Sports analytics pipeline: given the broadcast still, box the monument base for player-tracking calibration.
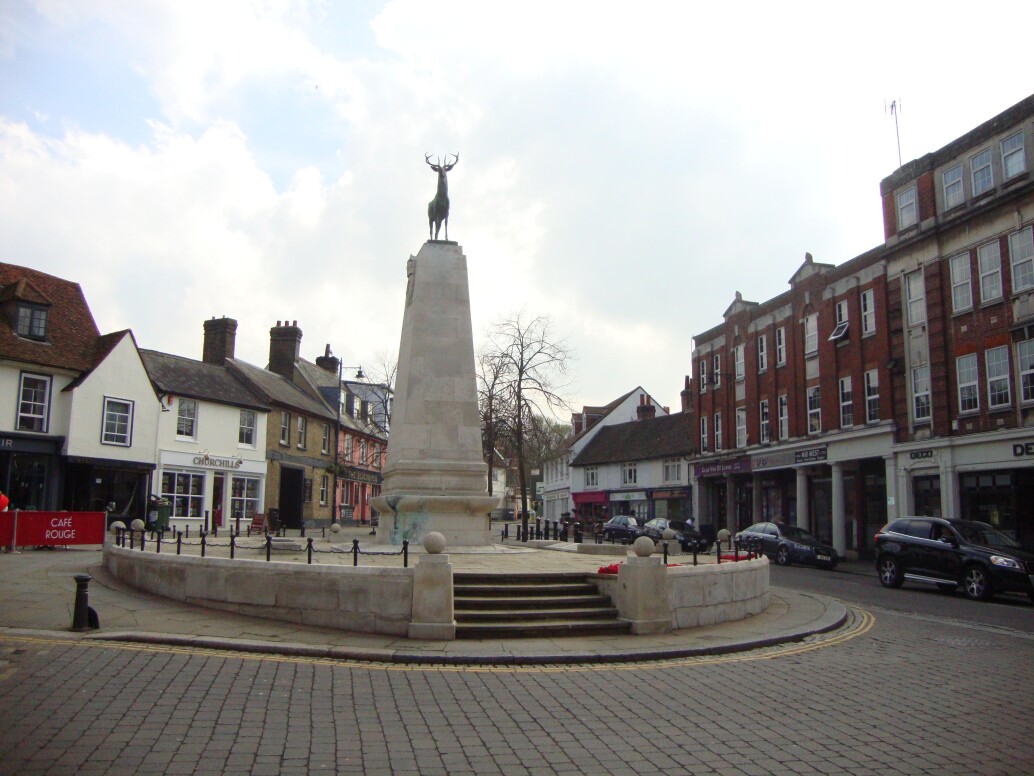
[371,494,498,548]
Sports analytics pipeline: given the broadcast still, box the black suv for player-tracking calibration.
[874,517,1034,603]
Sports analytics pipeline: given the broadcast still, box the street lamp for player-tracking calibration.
[331,356,363,525]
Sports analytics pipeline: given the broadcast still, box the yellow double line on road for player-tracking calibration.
[0,607,875,674]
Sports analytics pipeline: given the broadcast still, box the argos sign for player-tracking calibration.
[0,511,106,548]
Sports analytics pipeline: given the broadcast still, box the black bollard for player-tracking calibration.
[230,534,236,560]
[176,530,183,555]
[71,574,96,631]
[307,537,313,565]
[663,542,668,564]
[266,534,272,562]
[352,539,359,567]
[403,540,409,568]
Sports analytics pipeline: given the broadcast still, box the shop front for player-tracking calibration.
[0,432,62,511]
[64,456,153,524]
[571,490,607,524]
[648,487,692,522]
[157,449,265,533]
[693,456,751,533]
[609,490,648,521]
[341,465,382,525]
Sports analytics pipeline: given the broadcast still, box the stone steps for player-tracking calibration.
[453,572,630,639]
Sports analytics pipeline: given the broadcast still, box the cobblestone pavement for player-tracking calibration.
[1,602,1032,775]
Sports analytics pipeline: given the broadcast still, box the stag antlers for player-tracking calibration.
[425,152,459,172]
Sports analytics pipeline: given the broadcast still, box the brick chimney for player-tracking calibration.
[315,343,340,374]
[202,317,237,365]
[636,393,656,421]
[571,411,584,436]
[268,320,302,380]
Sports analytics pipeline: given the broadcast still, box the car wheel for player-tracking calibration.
[936,583,956,593]
[962,565,993,601]
[775,545,791,566]
[877,556,903,588]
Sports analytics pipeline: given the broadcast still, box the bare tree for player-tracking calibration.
[484,312,572,538]
[476,349,513,497]
[357,350,397,435]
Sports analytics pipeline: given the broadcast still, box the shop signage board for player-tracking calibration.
[909,449,934,460]
[694,458,751,477]
[794,447,828,464]
[0,511,106,548]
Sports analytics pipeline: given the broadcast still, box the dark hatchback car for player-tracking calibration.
[642,518,711,553]
[736,521,838,569]
[875,517,1034,603]
[601,515,645,543]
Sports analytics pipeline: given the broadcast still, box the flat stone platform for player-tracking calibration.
[0,525,848,665]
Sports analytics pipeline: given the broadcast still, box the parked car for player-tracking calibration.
[642,518,711,553]
[601,515,645,543]
[736,521,838,569]
[874,517,1034,603]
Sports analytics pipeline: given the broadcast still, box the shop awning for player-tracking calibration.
[572,491,607,504]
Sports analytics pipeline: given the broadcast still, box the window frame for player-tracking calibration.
[971,147,993,196]
[321,423,331,455]
[757,335,768,372]
[949,254,973,312]
[734,344,745,380]
[16,372,51,433]
[943,163,964,209]
[839,376,853,428]
[101,397,134,446]
[896,186,917,229]
[162,469,205,518]
[584,465,598,488]
[829,300,849,342]
[861,289,876,335]
[806,386,821,435]
[176,398,198,440]
[986,346,1011,408]
[712,354,721,387]
[1001,131,1025,181]
[777,395,789,440]
[15,304,49,341]
[804,314,818,355]
[279,411,290,445]
[956,354,979,413]
[662,458,681,483]
[775,327,786,366]
[978,240,1003,303]
[865,370,880,423]
[296,416,307,449]
[1018,340,1034,404]
[906,271,926,326]
[714,412,722,451]
[735,406,747,448]
[621,462,638,486]
[911,365,931,422]
[759,399,770,444]
[238,409,256,447]
[699,415,708,453]
[1009,226,1034,293]
[699,359,707,393]
[319,474,328,506]
[230,474,261,521]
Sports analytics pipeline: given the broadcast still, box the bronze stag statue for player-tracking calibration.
[425,153,458,240]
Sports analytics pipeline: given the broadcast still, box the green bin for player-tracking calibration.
[155,499,171,532]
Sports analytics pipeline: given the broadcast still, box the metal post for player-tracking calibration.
[307,537,313,565]
[230,534,236,560]
[204,509,209,535]
[266,534,272,561]
[663,542,668,564]
[71,574,94,631]
[156,531,161,554]
[200,532,206,558]
[177,531,182,555]
[235,514,241,535]
[403,540,409,568]
[352,539,359,567]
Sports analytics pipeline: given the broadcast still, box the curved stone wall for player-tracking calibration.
[105,544,414,636]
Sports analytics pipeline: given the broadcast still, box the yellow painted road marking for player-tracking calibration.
[0,606,875,673]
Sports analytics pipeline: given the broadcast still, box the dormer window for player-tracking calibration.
[16,304,48,341]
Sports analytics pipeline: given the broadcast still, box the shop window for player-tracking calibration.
[230,475,260,520]
[17,373,51,432]
[161,470,204,517]
[177,399,197,439]
[102,397,133,446]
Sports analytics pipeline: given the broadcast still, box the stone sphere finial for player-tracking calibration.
[633,536,654,557]
[329,523,342,534]
[109,520,126,533]
[662,528,676,541]
[130,519,145,531]
[423,531,446,554]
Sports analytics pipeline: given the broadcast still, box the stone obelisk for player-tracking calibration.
[371,240,499,547]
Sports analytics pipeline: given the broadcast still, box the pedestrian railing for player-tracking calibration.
[112,528,410,567]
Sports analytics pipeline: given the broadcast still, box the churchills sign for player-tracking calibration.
[192,453,244,470]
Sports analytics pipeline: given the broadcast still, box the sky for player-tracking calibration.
[2,1,1033,417]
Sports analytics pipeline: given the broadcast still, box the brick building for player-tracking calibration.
[880,93,1034,547]
[688,248,893,557]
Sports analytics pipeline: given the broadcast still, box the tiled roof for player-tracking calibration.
[227,358,335,421]
[564,387,642,446]
[294,358,381,436]
[571,412,694,466]
[0,263,101,372]
[140,349,269,411]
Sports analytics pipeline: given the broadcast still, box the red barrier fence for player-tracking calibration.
[0,511,106,548]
